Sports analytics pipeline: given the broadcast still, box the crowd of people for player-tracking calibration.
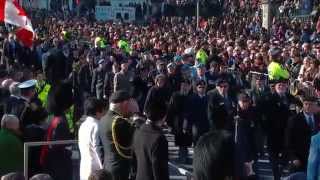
[0,0,320,180]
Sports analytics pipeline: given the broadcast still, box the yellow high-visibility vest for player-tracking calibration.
[36,82,75,133]
[196,49,208,64]
[268,61,289,80]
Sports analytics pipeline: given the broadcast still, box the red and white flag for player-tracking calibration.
[0,0,34,47]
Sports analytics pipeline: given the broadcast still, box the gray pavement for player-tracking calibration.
[165,133,281,180]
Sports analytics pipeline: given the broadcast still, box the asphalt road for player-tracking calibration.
[165,133,284,180]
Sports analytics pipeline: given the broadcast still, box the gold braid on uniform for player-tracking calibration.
[19,101,30,123]
[112,116,132,159]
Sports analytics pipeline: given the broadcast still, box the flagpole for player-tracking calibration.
[0,42,5,66]
[196,0,199,31]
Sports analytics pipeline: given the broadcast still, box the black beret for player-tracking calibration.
[47,80,73,115]
[110,90,131,103]
[269,47,281,56]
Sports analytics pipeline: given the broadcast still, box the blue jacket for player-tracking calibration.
[307,132,320,180]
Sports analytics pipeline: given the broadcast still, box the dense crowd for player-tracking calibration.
[0,1,320,180]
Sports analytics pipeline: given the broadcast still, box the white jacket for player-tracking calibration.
[78,116,103,180]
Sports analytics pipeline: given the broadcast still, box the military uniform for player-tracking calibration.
[263,91,298,180]
[99,91,135,180]
[207,88,236,131]
[248,85,271,155]
[99,110,134,180]
[6,80,42,131]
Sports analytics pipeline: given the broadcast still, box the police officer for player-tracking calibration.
[268,47,290,81]
[6,79,37,130]
[234,92,258,179]
[207,77,236,130]
[248,75,271,156]
[99,90,139,180]
[263,78,298,180]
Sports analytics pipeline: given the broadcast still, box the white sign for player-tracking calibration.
[261,2,270,30]
[95,6,113,21]
[112,7,136,21]
[110,0,142,7]
[95,6,136,22]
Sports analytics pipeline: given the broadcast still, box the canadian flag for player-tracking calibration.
[0,0,34,47]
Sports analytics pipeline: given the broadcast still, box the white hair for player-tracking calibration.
[9,82,20,96]
[1,79,13,89]
[1,114,19,130]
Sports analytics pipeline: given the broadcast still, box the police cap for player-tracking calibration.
[269,47,281,57]
[18,79,37,89]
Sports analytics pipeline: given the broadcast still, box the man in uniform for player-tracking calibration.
[286,96,319,173]
[267,47,290,81]
[99,90,139,180]
[207,77,236,130]
[6,80,36,129]
[248,75,271,156]
[263,78,297,180]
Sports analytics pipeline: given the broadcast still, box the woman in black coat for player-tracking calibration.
[143,74,171,114]
[234,93,258,180]
[40,80,74,180]
[132,101,169,180]
[166,79,193,163]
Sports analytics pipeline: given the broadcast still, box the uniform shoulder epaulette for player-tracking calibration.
[112,115,132,159]
[113,115,131,124]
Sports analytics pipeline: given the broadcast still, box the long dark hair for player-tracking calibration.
[47,80,74,116]
[193,130,234,180]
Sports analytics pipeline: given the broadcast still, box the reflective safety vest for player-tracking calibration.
[95,36,107,48]
[117,39,132,54]
[196,49,208,64]
[62,31,71,41]
[268,61,289,80]
[36,81,75,133]
[36,81,51,108]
